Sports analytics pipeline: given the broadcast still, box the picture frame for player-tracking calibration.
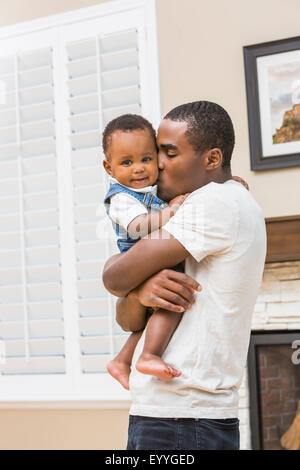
[244,36,300,171]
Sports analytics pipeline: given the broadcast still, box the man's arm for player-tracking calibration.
[102,229,189,297]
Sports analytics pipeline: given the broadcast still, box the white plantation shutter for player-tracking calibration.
[65,28,142,374]
[0,44,65,376]
[0,0,160,403]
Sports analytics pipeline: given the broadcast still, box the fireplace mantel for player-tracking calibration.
[265,215,300,263]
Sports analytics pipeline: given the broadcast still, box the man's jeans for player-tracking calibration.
[126,415,240,450]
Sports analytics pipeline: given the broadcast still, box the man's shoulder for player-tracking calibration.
[185,180,265,235]
[188,180,237,198]
[186,181,240,214]
[188,180,262,214]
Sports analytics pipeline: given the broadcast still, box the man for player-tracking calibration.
[103,101,267,450]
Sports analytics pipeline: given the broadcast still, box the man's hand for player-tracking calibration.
[131,268,202,313]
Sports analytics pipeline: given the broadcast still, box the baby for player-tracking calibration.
[102,113,248,390]
[102,114,190,390]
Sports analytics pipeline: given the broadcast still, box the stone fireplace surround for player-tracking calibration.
[239,260,300,449]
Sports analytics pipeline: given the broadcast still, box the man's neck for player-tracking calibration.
[205,167,232,185]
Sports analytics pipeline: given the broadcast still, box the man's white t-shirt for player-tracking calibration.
[129,180,267,419]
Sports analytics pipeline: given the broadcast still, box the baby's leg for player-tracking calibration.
[107,330,143,390]
[136,309,183,381]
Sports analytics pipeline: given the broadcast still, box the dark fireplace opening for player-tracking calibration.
[248,331,300,450]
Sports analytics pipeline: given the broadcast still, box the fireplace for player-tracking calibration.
[248,331,300,450]
[239,216,300,450]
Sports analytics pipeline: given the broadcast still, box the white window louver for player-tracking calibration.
[0,0,160,402]
[0,47,65,376]
[66,29,141,374]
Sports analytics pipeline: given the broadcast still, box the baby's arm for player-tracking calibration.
[127,193,190,239]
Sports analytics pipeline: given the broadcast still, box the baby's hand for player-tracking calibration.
[167,193,191,217]
[168,193,191,208]
[232,175,249,191]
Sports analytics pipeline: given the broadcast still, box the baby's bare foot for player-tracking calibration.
[107,359,131,390]
[136,353,181,381]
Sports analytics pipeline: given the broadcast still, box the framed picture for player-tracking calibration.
[244,36,300,170]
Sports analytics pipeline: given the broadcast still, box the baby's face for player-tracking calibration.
[103,129,158,189]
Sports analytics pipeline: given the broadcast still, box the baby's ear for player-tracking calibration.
[103,158,112,176]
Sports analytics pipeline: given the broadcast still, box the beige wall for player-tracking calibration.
[0,408,129,450]
[0,0,300,450]
[156,0,300,218]
[3,0,299,219]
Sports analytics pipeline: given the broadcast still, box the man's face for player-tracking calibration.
[156,119,206,201]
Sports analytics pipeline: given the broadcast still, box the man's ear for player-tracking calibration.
[103,158,112,176]
[206,148,223,170]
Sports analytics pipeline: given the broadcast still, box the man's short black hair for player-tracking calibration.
[164,101,235,167]
[102,114,156,158]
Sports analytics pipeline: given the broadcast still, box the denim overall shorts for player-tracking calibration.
[104,182,184,272]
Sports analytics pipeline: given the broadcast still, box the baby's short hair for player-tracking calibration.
[102,114,156,158]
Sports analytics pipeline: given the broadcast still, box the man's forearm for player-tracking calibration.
[102,229,188,297]
[116,291,148,332]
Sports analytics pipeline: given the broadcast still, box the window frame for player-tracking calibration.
[0,0,160,408]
